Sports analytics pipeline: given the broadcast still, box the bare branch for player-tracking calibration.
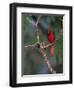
[35,16,41,43]
[36,28,40,43]
[39,47,56,74]
[35,15,41,27]
[43,43,54,48]
[24,43,37,48]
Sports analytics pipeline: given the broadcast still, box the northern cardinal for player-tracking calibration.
[47,27,55,56]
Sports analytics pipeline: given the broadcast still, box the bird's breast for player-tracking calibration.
[48,32,55,43]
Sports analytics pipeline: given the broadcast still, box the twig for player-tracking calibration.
[36,28,40,43]
[24,43,37,48]
[35,16,41,43]
[42,42,54,48]
[39,47,56,74]
[35,15,41,27]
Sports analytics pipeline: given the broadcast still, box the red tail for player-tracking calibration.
[50,45,54,56]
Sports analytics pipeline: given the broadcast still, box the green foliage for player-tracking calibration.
[23,16,29,32]
[54,34,63,63]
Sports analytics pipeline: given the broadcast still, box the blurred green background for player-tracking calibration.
[22,14,63,75]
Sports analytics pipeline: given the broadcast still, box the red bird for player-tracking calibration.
[47,27,55,56]
[48,31,55,43]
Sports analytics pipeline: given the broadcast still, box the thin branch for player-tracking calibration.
[35,15,41,27]
[24,43,37,48]
[39,47,56,74]
[35,16,41,43]
[42,42,54,48]
[36,28,40,43]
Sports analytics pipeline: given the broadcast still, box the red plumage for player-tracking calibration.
[47,31,55,43]
[47,30,55,56]
[50,45,54,56]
